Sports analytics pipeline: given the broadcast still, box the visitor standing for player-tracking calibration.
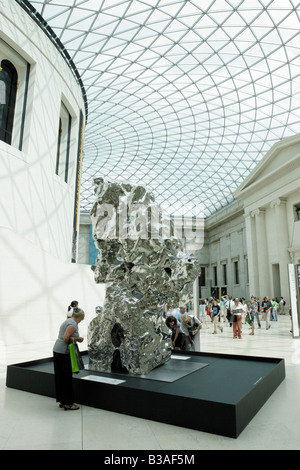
[271,298,278,321]
[53,307,85,410]
[231,298,243,339]
[211,299,223,334]
[248,298,257,335]
[262,296,272,330]
[225,296,234,325]
[251,296,261,328]
[279,297,286,314]
[67,300,79,318]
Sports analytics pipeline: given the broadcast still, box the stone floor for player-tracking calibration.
[1,314,299,450]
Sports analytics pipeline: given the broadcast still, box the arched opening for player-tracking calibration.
[0,59,18,145]
[111,323,128,373]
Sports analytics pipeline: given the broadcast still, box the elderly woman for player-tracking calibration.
[53,307,85,410]
[180,313,201,351]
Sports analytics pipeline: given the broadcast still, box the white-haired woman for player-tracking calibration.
[53,307,85,410]
[180,313,201,351]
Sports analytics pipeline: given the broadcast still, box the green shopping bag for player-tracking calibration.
[69,343,79,373]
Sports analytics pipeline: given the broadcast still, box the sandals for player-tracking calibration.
[60,403,80,411]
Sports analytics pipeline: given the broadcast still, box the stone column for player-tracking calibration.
[244,212,259,297]
[253,208,270,298]
[270,198,290,301]
[193,277,200,318]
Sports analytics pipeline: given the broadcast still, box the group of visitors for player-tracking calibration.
[200,295,286,339]
[163,304,201,352]
[52,294,287,410]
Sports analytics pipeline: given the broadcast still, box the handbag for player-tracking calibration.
[191,317,202,333]
[69,342,84,374]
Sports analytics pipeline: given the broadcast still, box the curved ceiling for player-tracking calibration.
[29,0,300,217]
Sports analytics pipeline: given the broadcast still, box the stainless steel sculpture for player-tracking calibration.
[87,178,200,375]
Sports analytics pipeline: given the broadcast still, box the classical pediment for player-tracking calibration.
[234,133,300,199]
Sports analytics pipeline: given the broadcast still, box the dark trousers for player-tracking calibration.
[53,352,74,405]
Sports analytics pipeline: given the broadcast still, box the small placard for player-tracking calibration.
[171,355,191,360]
[82,375,125,385]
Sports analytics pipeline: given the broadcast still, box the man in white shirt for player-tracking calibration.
[231,298,243,339]
[224,296,234,324]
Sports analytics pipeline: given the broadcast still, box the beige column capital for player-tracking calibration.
[270,198,287,209]
[251,208,266,219]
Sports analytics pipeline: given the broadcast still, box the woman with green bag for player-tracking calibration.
[53,307,85,410]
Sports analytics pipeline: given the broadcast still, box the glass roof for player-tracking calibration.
[28,0,300,217]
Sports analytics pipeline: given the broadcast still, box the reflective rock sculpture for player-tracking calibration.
[87,178,200,375]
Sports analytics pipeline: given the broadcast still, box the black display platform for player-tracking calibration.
[6,350,285,438]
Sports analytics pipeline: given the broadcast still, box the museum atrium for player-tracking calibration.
[0,0,300,450]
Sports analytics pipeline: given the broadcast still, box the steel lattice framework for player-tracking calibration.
[28,0,300,217]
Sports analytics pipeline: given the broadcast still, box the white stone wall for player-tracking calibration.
[0,226,104,347]
[0,0,85,262]
[78,213,91,264]
[0,1,105,347]
[196,199,249,300]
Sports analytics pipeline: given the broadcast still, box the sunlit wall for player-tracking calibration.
[0,0,103,347]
